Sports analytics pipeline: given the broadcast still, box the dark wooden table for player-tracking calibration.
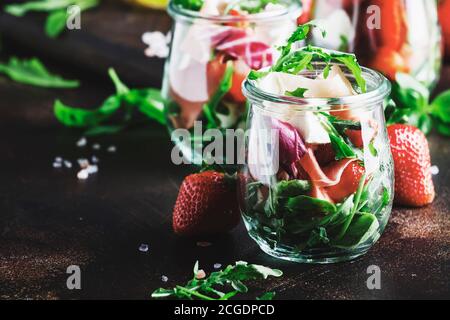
[0,1,449,300]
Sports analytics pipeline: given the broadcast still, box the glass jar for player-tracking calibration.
[163,1,300,164]
[299,0,442,88]
[239,63,393,263]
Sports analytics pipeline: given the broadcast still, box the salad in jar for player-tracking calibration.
[239,23,394,263]
[163,0,299,163]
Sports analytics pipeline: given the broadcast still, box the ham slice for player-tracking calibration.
[298,148,357,187]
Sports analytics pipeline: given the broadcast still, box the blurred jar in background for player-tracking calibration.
[299,0,442,88]
[124,0,168,9]
[439,0,450,61]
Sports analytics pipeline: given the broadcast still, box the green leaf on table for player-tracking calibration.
[0,57,79,88]
[392,73,429,109]
[256,291,276,300]
[108,68,130,95]
[152,261,282,300]
[4,0,76,16]
[431,90,450,124]
[54,96,121,127]
[45,9,67,38]
[124,88,166,125]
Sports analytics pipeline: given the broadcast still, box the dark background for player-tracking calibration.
[0,0,449,299]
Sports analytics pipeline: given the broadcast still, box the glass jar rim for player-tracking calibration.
[242,63,392,112]
[167,0,300,23]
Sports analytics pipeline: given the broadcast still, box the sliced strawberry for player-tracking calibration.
[388,124,435,207]
[173,171,240,236]
[323,160,365,203]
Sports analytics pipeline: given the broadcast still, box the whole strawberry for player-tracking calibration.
[173,171,240,236]
[388,124,435,207]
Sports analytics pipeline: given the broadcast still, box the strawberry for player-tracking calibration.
[367,46,409,81]
[324,160,365,203]
[172,171,241,236]
[439,0,450,59]
[387,124,435,207]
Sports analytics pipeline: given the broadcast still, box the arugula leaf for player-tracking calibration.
[248,70,268,80]
[285,87,308,97]
[256,291,276,300]
[203,61,233,128]
[54,68,166,132]
[45,9,67,38]
[5,0,76,16]
[318,113,357,160]
[0,57,79,88]
[173,0,204,11]
[152,261,282,300]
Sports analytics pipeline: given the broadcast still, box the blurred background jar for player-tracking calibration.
[163,0,299,164]
[299,0,442,88]
[124,0,168,9]
[439,0,450,61]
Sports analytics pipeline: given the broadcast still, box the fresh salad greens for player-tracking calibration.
[4,0,100,38]
[386,73,450,136]
[54,68,166,134]
[245,173,389,251]
[151,261,282,300]
[0,57,79,88]
[253,22,367,93]
[173,0,204,11]
[174,0,281,13]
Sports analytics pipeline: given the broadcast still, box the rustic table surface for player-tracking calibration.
[0,0,449,300]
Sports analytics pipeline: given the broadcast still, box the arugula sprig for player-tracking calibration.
[152,261,282,300]
[0,57,79,88]
[387,73,450,136]
[253,23,366,93]
[54,68,166,134]
[4,0,100,38]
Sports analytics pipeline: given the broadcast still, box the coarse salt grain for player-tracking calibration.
[77,158,89,168]
[107,145,116,153]
[139,244,149,252]
[86,165,98,174]
[64,160,72,168]
[196,269,206,280]
[213,263,222,269]
[142,31,170,58]
[53,162,62,168]
[92,143,101,150]
[430,165,439,175]
[76,137,87,147]
[91,156,99,163]
[161,275,168,282]
[54,157,62,163]
[77,169,89,180]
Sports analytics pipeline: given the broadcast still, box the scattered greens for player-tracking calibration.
[54,68,166,134]
[173,0,204,11]
[0,57,79,88]
[225,0,280,14]
[253,23,366,93]
[151,261,282,300]
[4,0,100,38]
[386,73,450,136]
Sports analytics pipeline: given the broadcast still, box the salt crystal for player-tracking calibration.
[76,137,87,147]
[196,269,206,280]
[77,158,89,168]
[107,145,116,153]
[161,275,168,282]
[142,31,170,58]
[53,162,62,168]
[213,263,222,269]
[54,157,62,163]
[430,165,439,175]
[91,156,99,164]
[86,165,98,174]
[77,169,89,180]
[92,143,101,150]
[196,241,212,247]
[139,244,149,252]
[64,160,72,168]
